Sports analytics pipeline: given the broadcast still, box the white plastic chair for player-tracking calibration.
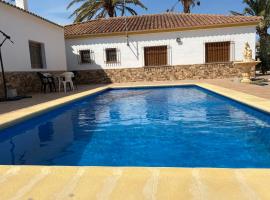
[59,72,75,93]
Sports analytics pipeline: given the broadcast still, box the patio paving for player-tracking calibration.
[0,77,270,115]
[1,166,270,200]
[0,84,106,114]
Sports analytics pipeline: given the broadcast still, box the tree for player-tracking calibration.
[231,0,270,40]
[258,37,270,73]
[231,0,270,73]
[67,0,147,22]
[180,0,200,13]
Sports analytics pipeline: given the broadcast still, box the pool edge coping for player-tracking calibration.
[0,82,270,130]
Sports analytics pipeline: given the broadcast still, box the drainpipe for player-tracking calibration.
[124,0,129,46]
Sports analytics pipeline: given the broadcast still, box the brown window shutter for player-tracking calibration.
[144,46,167,67]
[205,42,230,63]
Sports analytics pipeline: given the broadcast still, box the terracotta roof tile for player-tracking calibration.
[64,13,262,38]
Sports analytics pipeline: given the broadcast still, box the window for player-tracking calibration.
[144,46,168,67]
[105,48,117,63]
[205,42,231,63]
[29,41,46,69]
[79,50,93,64]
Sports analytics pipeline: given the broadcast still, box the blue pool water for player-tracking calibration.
[1,86,270,168]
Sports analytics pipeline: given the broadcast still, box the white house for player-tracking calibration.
[65,13,260,71]
[0,0,67,72]
[0,0,262,89]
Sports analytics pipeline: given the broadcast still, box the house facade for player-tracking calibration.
[0,0,262,93]
[65,13,260,83]
[0,0,67,93]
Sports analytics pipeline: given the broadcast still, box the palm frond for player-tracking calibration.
[230,11,244,15]
[179,0,200,13]
[67,0,147,22]
[70,0,104,22]
[67,0,87,9]
[125,0,147,10]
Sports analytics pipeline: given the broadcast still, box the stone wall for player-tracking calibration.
[0,63,254,95]
[0,71,63,96]
[76,62,249,84]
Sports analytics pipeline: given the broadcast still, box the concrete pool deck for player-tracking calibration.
[1,79,270,199]
[1,166,270,200]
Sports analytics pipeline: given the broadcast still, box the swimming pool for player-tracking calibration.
[0,85,270,168]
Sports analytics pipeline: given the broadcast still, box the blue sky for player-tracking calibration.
[26,0,245,25]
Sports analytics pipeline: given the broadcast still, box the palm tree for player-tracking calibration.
[231,0,270,73]
[67,0,147,22]
[180,0,200,13]
[231,0,270,40]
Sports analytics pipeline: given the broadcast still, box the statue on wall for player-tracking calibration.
[243,42,253,62]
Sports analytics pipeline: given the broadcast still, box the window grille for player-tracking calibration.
[79,50,94,64]
[205,41,231,63]
[104,48,121,65]
[144,45,168,67]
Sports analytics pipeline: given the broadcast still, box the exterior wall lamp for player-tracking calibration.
[176,37,183,45]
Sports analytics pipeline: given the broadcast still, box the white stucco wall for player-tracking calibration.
[65,26,257,71]
[0,2,67,72]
